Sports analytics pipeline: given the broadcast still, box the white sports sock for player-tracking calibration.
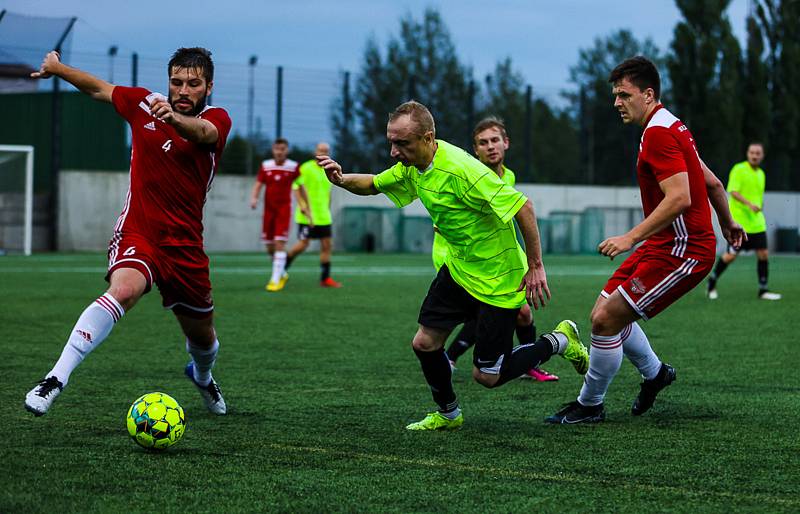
[270,251,287,283]
[621,322,662,380]
[186,338,219,387]
[49,293,125,385]
[577,332,624,406]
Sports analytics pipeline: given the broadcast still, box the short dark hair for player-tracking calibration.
[389,100,436,137]
[608,56,661,100]
[168,47,214,83]
[273,138,289,146]
[472,116,508,143]
[748,141,764,150]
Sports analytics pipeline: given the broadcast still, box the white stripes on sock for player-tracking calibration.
[49,293,125,385]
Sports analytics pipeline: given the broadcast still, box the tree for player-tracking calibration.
[668,0,744,175]
[332,9,474,171]
[479,58,580,183]
[742,13,771,149]
[755,0,800,190]
[566,29,664,185]
[331,9,473,172]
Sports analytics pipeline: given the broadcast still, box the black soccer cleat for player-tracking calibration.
[545,401,606,424]
[631,363,676,416]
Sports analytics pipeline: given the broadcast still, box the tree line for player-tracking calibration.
[329,1,800,190]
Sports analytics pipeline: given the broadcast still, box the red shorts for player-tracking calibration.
[106,232,213,319]
[602,245,713,320]
[262,204,291,242]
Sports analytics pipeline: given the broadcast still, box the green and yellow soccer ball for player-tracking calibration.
[126,392,186,451]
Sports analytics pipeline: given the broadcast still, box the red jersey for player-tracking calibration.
[637,105,715,259]
[111,86,231,246]
[258,159,299,208]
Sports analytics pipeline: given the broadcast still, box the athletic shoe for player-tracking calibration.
[24,376,64,416]
[707,288,719,300]
[405,411,463,431]
[631,363,676,416]
[184,363,227,415]
[553,320,589,375]
[545,401,605,424]
[278,272,289,288]
[320,277,342,288]
[521,367,559,381]
[758,291,781,301]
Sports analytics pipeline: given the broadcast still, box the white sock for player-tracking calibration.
[270,251,287,283]
[49,293,125,385]
[577,332,624,406]
[621,322,662,380]
[186,338,219,387]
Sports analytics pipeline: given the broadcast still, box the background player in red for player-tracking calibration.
[24,47,231,417]
[249,138,312,292]
[547,56,745,424]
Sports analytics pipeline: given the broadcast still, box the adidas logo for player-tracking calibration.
[144,121,156,131]
[76,330,93,343]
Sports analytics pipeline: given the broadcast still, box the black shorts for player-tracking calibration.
[418,265,519,374]
[297,224,332,240]
[728,231,767,253]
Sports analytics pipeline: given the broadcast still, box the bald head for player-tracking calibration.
[315,142,330,156]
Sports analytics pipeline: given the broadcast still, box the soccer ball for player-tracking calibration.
[126,392,186,450]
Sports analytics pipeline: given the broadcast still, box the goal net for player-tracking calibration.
[0,145,34,255]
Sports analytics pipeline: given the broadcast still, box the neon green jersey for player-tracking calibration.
[374,140,528,308]
[293,159,333,226]
[727,161,766,233]
[432,165,516,270]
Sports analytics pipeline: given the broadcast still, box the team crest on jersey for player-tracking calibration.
[630,277,647,295]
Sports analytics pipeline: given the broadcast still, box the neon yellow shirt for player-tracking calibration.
[727,161,766,234]
[374,140,528,308]
[293,159,333,226]
[432,166,516,270]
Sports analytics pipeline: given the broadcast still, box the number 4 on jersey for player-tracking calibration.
[162,139,172,152]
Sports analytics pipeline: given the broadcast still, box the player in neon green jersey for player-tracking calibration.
[707,142,781,300]
[442,117,557,382]
[283,142,342,288]
[317,101,588,431]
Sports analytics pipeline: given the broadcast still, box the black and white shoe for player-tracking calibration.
[631,363,676,416]
[545,401,605,424]
[24,376,64,416]
[185,363,227,415]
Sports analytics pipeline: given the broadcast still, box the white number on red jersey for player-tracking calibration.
[122,246,136,256]
[162,139,172,152]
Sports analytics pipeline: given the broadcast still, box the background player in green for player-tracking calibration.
[316,100,589,431]
[284,141,342,288]
[706,142,781,300]
[443,117,558,382]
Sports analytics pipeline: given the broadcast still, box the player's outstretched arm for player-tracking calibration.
[700,159,746,248]
[31,51,114,103]
[297,185,314,226]
[316,155,378,196]
[599,172,691,259]
[514,199,550,309]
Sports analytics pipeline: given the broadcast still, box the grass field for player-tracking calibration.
[2,252,798,513]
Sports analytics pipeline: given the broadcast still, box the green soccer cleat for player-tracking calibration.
[405,411,464,431]
[554,320,589,375]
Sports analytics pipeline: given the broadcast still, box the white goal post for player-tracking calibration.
[0,145,34,256]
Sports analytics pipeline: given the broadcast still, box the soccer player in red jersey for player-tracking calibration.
[24,48,231,417]
[547,56,745,424]
[249,138,311,292]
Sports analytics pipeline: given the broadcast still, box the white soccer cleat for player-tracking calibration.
[707,289,719,300]
[185,363,227,415]
[759,291,782,301]
[24,376,64,416]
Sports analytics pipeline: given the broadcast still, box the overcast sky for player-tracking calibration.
[2,0,752,144]
[4,0,751,91]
